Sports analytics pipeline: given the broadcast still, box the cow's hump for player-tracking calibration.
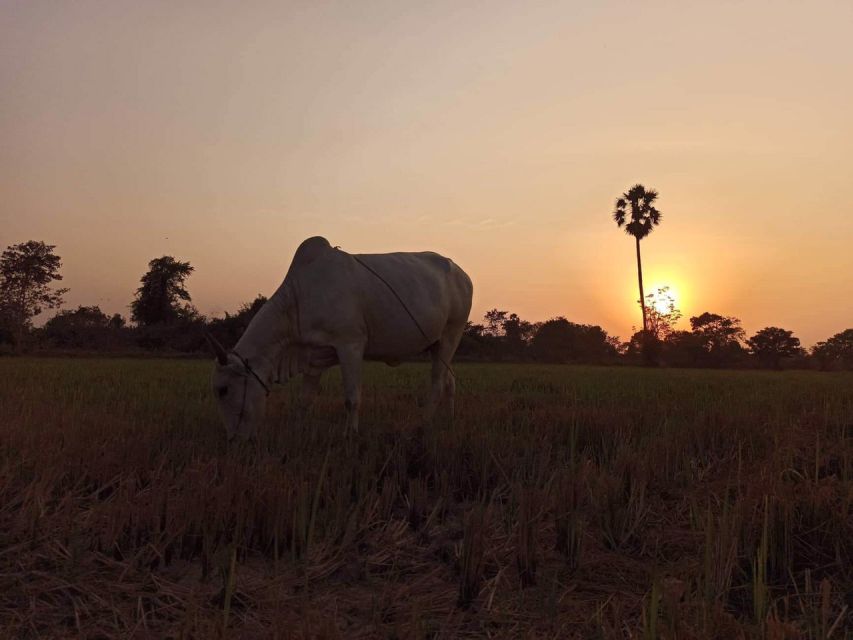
[423,251,453,273]
[290,236,333,270]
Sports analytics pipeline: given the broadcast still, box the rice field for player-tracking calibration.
[1,358,851,638]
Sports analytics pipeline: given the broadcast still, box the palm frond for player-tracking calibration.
[613,183,662,237]
[626,184,646,200]
[625,220,642,238]
[613,198,627,226]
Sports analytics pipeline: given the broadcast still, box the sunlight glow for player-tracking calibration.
[3,2,852,346]
[650,284,679,315]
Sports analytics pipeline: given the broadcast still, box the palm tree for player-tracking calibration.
[613,184,662,333]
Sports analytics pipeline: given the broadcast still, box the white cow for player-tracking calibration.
[207,236,473,441]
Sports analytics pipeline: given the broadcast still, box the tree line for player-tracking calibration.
[0,241,263,356]
[460,300,852,370]
[1,240,851,370]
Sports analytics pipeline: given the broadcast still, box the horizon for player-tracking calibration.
[3,1,852,347]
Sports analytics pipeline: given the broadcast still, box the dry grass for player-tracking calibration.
[1,358,851,638]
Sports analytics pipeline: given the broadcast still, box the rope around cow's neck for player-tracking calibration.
[231,349,270,434]
[232,350,271,395]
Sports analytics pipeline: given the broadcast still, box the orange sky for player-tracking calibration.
[2,1,851,346]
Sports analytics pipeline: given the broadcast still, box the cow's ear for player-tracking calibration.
[205,333,228,365]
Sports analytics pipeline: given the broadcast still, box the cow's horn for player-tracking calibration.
[205,332,228,365]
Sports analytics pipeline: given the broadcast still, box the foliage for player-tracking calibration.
[207,295,268,348]
[41,305,127,349]
[812,329,853,371]
[531,317,617,363]
[1,360,850,636]
[624,287,680,366]
[134,315,208,352]
[613,184,662,241]
[690,312,745,346]
[659,329,704,367]
[748,327,804,369]
[456,320,493,359]
[483,308,509,337]
[458,310,539,361]
[0,241,68,347]
[643,287,682,341]
[133,294,267,354]
[459,311,615,363]
[689,312,746,367]
[654,312,749,368]
[502,312,537,357]
[130,256,196,326]
[0,305,15,347]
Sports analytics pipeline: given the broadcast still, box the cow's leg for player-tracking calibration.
[425,347,448,421]
[298,371,322,416]
[444,368,457,419]
[335,343,364,433]
[438,325,465,418]
[427,325,465,421]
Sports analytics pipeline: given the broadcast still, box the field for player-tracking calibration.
[1,358,851,639]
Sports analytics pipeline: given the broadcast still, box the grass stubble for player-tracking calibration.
[0,359,850,638]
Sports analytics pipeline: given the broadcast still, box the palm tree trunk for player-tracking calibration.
[635,237,647,332]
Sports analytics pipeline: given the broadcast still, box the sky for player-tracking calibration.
[2,0,851,346]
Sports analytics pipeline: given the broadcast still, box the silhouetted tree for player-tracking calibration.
[644,287,681,342]
[503,313,536,357]
[689,312,746,367]
[42,305,119,349]
[130,256,195,326]
[457,321,485,358]
[661,330,705,367]
[531,317,616,363]
[464,321,486,339]
[625,331,646,360]
[0,307,14,347]
[812,329,853,370]
[605,335,626,356]
[483,309,509,337]
[45,305,107,328]
[747,327,803,369]
[0,241,68,349]
[207,295,268,347]
[625,288,680,366]
[237,295,267,320]
[613,185,661,334]
[456,311,536,360]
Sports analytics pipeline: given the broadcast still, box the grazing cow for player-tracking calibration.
[207,236,473,441]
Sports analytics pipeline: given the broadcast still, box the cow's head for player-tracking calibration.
[206,334,268,442]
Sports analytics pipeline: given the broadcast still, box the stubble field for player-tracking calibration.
[0,358,851,638]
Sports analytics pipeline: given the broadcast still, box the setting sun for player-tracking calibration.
[649,285,679,316]
[623,274,690,332]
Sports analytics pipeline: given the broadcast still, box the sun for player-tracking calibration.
[624,272,690,326]
[648,283,680,315]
